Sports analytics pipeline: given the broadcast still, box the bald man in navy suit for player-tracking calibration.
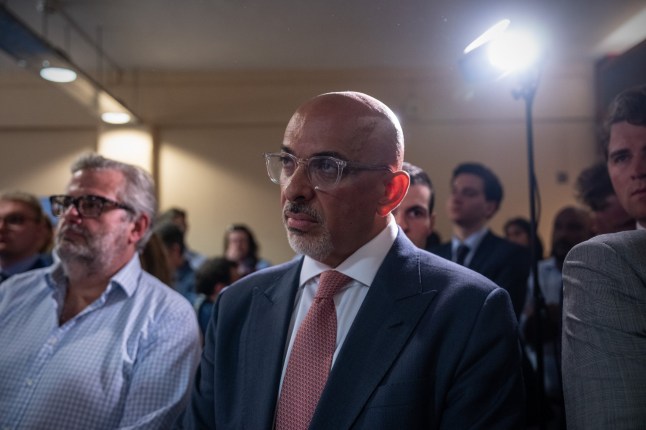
[181,92,525,429]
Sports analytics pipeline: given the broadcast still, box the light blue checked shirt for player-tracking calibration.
[0,254,202,430]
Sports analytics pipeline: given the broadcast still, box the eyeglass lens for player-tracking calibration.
[266,153,342,191]
[50,196,109,218]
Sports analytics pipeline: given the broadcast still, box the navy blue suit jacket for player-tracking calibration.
[430,231,529,320]
[181,232,525,429]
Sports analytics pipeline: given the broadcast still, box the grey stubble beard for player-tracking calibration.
[283,202,334,262]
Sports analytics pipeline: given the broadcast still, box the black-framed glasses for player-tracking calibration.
[264,152,393,191]
[49,195,134,219]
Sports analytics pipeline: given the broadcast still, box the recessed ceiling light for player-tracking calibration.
[39,66,77,83]
[101,112,132,124]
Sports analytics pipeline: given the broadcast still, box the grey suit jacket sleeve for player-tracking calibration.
[561,231,646,430]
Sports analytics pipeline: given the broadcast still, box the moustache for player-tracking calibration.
[57,224,89,239]
[282,202,323,223]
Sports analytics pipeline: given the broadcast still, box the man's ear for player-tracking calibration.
[377,170,410,216]
[129,213,150,245]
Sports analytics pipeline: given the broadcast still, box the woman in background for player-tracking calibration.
[223,224,271,277]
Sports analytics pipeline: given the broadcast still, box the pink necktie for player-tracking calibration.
[275,270,352,430]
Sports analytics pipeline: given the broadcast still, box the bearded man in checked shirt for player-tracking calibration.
[0,153,201,430]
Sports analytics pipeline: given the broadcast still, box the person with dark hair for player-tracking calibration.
[192,257,239,336]
[562,85,646,429]
[575,162,634,234]
[393,161,435,249]
[504,216,545,261]
[155,221,197,303]
[0,153,201,429]
[430,162,530,319]
[223,224,270,277]
[139,231,174,286]
[182,92,524,429]
[157,206,206,270]
[0,191,53,283]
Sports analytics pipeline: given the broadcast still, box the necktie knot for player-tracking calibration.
[456,243,470,265]
[316,270,352,300]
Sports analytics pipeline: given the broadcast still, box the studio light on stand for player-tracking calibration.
[460,19,548,429]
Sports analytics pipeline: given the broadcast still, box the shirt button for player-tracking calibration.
[25,378,33,386]
[48,337,57,345]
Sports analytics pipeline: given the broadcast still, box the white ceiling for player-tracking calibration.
[2,0,646,75]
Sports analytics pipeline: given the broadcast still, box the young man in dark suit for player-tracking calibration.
[429,163,530,319]
[182,91,525,429]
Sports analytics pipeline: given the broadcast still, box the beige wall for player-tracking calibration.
[0,63,600,263]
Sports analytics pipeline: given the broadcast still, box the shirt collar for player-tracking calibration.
[451,226,489,253]
[299,218,398,287]
[46,253,143,298]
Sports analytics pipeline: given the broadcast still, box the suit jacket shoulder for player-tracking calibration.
[428,241,451,260]
[562,230,646,429]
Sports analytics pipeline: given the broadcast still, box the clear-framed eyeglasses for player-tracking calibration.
[264,152,393,191]
[49,194,135,219]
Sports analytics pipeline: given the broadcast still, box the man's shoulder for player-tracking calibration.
[569,230,645,262]
[136,270,197,314]
[478,231,529,263]
[410,246,501,295]
[224,258,301,293]
[589,229,645,247]
[0,265,51,291]
[483,231,523,251]
[0,266,53,315]
[427,241,451,257]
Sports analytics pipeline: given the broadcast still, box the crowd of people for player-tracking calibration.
[0,85,644,429]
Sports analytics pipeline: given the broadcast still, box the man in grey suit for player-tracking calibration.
[562,85,646,429]
[181,91,525,429]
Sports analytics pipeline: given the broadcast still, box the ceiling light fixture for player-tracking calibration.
[101,112,132,125]
[39,64,77,83]
[0,4,139,125]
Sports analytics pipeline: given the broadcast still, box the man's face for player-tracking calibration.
[551,208,591,263]
[504,224,530,247]
[394,183,434,248]
[0,200,46,263]
[591,194,634,235]
[447,173,497,229]
[226,231,250,262]
[55,169,138,267]
[607,121,646,226]
[280,101,396,267]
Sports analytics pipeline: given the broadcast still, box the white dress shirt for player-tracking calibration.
[450,226,489,266]
[278,219,398,390]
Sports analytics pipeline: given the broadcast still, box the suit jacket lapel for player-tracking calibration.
[242,260,302,429]
[310,236,438,429]
[468,230,494,272]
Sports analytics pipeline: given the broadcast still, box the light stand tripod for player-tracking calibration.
[513,67,547,430]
